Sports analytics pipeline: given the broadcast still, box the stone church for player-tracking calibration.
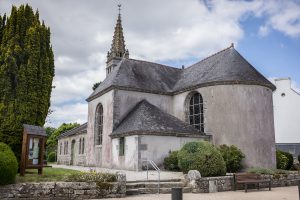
[57,10,276,170]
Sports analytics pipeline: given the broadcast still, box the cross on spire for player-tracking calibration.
[118,4,121,15]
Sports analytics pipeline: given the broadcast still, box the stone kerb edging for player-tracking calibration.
[0,172,126,199]
[185,170,300,193]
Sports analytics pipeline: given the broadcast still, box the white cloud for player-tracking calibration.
[258,25,270,37]
[0,0,299,127]
[46,102,88,127]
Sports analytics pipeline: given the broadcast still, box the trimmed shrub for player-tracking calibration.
[177,141,226,177]
[0,142,18,185]
[47,152,56,162]
[163,151,179,171]
[276,150,289,170]
[66,172,116,182]
[218,144,245,173]
[280,151,293,170]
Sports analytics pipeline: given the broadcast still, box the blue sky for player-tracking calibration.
[0,0,299,127]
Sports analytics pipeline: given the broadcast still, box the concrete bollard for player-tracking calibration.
[171,187,182,200]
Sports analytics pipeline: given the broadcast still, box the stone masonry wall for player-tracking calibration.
[0,173,126,199]
[188,172,300,193]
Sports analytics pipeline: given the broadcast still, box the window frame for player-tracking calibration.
[119,137,125,156]
[94,104,104,146]
[187,92,204,132]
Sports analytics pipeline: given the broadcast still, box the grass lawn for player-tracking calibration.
[16,167,79,183]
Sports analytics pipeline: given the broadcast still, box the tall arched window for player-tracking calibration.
[188,92,204,132]
[82,138,85,154]
[79,138,81,154]
[60,142,62,155]
[95,104,103,145]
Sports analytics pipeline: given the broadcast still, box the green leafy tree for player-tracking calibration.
[0,4,55,161]
[46,123,79,153]
[45,127,56,139]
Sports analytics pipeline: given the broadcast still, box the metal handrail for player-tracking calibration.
[142,160,161,194]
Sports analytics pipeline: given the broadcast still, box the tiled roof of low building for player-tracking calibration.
[111,100,206,138]
[58,123,87,139]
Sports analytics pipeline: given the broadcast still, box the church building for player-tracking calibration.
[57,8,276,170]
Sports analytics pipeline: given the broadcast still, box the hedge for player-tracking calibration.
[163,151,179,171]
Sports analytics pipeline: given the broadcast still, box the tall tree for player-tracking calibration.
[0,4,55,161]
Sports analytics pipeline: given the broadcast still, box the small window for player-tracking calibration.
[119,137,125,156]
[79,138,81,154]
[82,138,85,154]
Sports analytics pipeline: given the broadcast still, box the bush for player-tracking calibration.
[218,144,245,173]
[66,172,116,182]
[163,151,179,171]
[0,142,18,185]
[298,154,300,163]
[247,167,275,175]
[276,150,289,170]
[177,141,226,177]
[47,152,56,162]
[280,151,293,170]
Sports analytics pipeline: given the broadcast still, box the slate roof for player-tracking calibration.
[87,46,275,101]
[173,47,275,92]
[23,124,47,136]
[88,59,181,101]
[58,123,87,139]
[112,100,206,138]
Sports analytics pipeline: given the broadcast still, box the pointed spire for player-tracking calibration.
[106,4,129,75]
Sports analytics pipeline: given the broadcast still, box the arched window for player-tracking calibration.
[188,92,204,132]
[95,104,103,145]
[82,138,85,154]
[79,138,81,154]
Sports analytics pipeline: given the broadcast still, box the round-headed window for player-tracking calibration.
[188,92,204,132]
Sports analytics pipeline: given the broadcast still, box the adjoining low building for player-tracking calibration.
[57,123,87,166]
[273,78,300,159]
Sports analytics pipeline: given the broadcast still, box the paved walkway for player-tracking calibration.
[107,186,298,200]
[51,164,184,181]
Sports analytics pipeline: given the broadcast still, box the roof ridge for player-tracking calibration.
[127,58,182,71]
[188,43,234,68]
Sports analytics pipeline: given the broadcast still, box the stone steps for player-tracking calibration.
[126,180,191,195]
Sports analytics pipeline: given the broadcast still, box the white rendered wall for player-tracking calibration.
[86,90,114,167]
[112,135,138,170]
[139,135,207,169]
[273,78,300,143]
[173,84,276,168]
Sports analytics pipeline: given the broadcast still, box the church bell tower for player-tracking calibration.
[106,4,129,75]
